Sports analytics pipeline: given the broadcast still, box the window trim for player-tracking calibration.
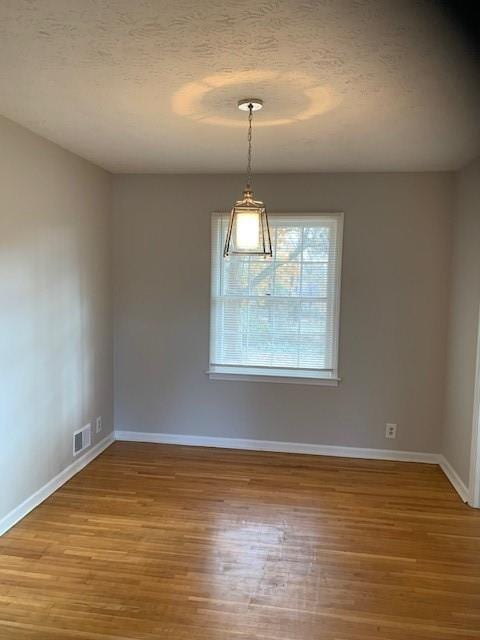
[208,212,344,385]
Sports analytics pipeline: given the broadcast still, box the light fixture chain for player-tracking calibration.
[247,103,253,187]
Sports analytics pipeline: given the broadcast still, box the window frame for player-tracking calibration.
[208,212,344,386]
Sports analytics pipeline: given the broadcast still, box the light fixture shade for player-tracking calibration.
[223,187,273,257]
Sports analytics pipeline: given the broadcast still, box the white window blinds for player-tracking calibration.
[210,214,343,382]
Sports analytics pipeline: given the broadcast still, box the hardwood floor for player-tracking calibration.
[1,442,480,639]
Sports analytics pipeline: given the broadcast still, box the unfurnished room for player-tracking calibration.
[1,1,480,639]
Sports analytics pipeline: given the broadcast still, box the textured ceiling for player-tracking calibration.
[0,0,479,172]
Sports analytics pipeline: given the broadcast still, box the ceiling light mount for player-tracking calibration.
[238,98,263,112]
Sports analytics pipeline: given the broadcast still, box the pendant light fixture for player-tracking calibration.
[223,99,273,258]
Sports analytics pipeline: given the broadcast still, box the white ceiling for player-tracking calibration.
[0,0,479,173]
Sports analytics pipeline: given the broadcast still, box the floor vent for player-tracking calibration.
[73,424,91,456]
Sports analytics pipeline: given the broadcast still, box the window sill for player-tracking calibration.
[207,368,340,386]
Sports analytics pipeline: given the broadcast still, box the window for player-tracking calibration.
[209,213,343,385]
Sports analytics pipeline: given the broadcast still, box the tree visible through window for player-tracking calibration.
[210,214,343,382]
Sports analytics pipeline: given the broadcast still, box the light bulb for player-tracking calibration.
[235,211,261,251]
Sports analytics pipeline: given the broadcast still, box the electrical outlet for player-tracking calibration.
[96,416,102,434]
[385,423,397,439]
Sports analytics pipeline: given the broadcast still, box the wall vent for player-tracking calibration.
[73,424,91,456]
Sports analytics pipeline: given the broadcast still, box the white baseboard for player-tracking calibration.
[115,430,439,464]
[438,455,470,504]
[0,433,115,536]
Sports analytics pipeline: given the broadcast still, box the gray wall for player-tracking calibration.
[0,116,113,522]
[443,157,480,485]
[113,173,453,453]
